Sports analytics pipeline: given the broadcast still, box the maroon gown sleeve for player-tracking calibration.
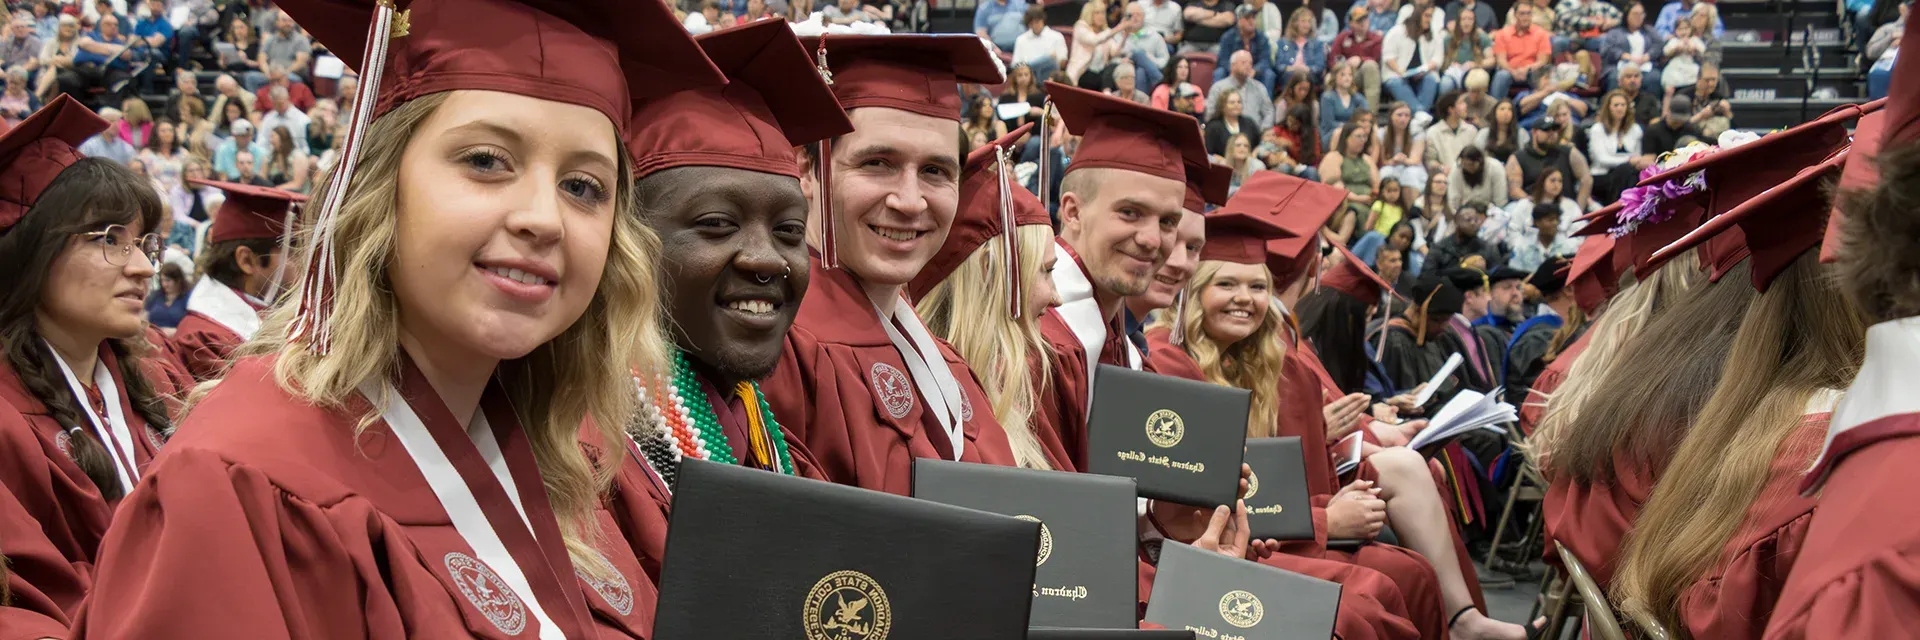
[0,469,72,640]
[1037,312,1091,472]
[73,447,385,638]
[1672,415,1823,639]
[1766,426,1920,639]
[762,329,843,485]
[168,316,238,384]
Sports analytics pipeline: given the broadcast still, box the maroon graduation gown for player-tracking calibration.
[1677,411,1829,640]
[72,358,658,638]
[1766,320,1920,639]
[601,371,827,585]
[762,256,1016,496]
[1032,241,1142,474]
[1519,330,1592,437]
[169,282,267,382]
[0,346,168,639]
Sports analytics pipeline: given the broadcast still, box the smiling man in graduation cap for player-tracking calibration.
[169,180,304,382]
[601,19,848,586]
[761,33,1019,496]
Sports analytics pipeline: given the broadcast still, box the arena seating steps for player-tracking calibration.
[1713,0,1870,130]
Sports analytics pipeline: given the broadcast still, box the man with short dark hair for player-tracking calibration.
[1429,202,1506,272]
[1216,5,1275,90]
[1643,93,1704,154]
[1506,118,1577,203]
[1492,2,1551,96]
[1010,6,1066,80]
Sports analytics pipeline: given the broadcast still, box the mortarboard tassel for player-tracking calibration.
[1169,289,1189,346]
[287,0,403,354]
[814,39,838,270]
[996,145,1022,319]
[1415,285,1441,347]
[1036,101,1054,213]
[265,202,300,304]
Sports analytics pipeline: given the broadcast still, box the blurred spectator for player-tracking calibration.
[1272,102,1322,167]
[1675,62,1731,137]
[1319,62,1369,143]
[1554,0,1620,50]
[308,98,340,153]
[337,74,359,120]
[1152,56,1208,111]
[1109,60,1153,104]
[1180,0,1237,55]
[1384,4,1444,111]
[1490,164,1575,244]
[1377,101,1429,191]
[257,11,310,87]
[1642,93,1703,154]
[1117,4,1170,88]
[1274,69,1317,127]
[1167,80,1205,118]
[30,2,57,42]
[1320,121,1378,245]
[1216,5,1275,89]
[140,120,188,190]
[258,84,311,154]
[3,11,42,70]
[115,96,152,146]
[254,64,316,112]
[1242,0,1284,43]
[80,107,137,163]
[172,0,222,68]
[1614,64,1660,122]
[212,71,255,114]
[975,0,1030,52]
[130,0,171,69]
[1362,174,1409,237]
[147,263,191,329]
[1599,2,1662,90]
[1429,201,1505,270]
[232,148,271,186]
[1475,99,1527,162]
[1587,89,1646,203]
[1258,117,1318,178]
[964,93,1009,144]
[821,0,872,26]
[1441,11,1495,93]
[1069,1,1122,88]
[1661,13,1709,89]
[1655,0,1723,37]
[163,68,200,121]
[263,126,309,192]
[86,0,126,30]
[0,67,38,126]
[1424,90,1479,169]
[1141,0,1187,47]
[1460,67,1498,125]
[174,95,214,155]
[1210,49,1274,130]
[1868,1,1907,63]
[1330,4,1384,105]
[169,157,219,223]
[1205,88,1259,155]
[1505,202,1579,271]
[998,63,1048,128]
[219,16,263,82]
[1446,0,1501,32]
[743,0,781,21]
[69,12,134,103]
[1275,7,1329,83]
[1505,0,1557,43]
[1358,0,1398,33]
[1491,1,1551,97]
[1012,7,1067,80]
[215,118,269,178]
[1505,119,1577,205]
[1447,145,1508,209]
[1224,131,1264,194]
[1544,99,1595,207]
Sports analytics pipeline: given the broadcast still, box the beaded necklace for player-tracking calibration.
[635,349,795,488]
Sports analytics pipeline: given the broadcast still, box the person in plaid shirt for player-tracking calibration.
[1554,0,1620,50]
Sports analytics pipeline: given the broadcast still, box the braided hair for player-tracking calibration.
[0,158,172,501]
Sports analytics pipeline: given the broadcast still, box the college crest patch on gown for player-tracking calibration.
[961,392,974,423]
[54,430,71,456]
[146,425,166,449]
[443,552,527,635]
[869,363,915,419]
[577,549,635,616]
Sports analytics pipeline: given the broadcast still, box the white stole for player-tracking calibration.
[46,342,138,493]
[185,277,263,340]
[367,382,562,640]
[1049,243,1144,414]
[875,294,969,460]
[1808,318,1920,487]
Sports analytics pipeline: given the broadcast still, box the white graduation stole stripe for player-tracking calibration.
[368,382,562,639]
[876,296,968,461]
[46,341,138,493]
[184,277,263,340]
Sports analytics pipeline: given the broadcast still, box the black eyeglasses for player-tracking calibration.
[77,224,163,267]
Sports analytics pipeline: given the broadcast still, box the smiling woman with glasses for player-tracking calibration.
[0,95,180,635]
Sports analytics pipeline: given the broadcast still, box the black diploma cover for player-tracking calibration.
[1142,542,1343,640]
[1086,365,1248,508]
[914,459,1139,629]
[1241,437,1316,541]
[655,459,1040,639]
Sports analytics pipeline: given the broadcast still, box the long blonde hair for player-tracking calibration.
[1613,254,1867,635]
[1530,251,1694,475]
[918,225,1056,470]
[244,92,667,573]
[1153,261,1285,437]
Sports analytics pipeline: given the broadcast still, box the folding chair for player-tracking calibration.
[1555,541,1627,640]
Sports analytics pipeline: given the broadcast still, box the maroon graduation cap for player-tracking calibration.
[908,122,1049,311]
[0,94,106,233]
[197,179,308,244]
[1184,160,1232,213]
[1647,148,1852,291]
[1050,81,1209,185]
[800,34,1005,121]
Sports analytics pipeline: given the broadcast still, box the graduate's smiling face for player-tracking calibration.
[642,166,810,383]
[1137,209,1207,312]
[1198,261,1270,345]
[817,107,962,289]
[390,91,619,363]
[1060,168,1185,299]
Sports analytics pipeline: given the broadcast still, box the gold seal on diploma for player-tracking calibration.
[1219,590,1265,628]
[1244,470,1260,500]
[1016,515,1054,566]
[805,570,892,640]
[1145,409,1185,448]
